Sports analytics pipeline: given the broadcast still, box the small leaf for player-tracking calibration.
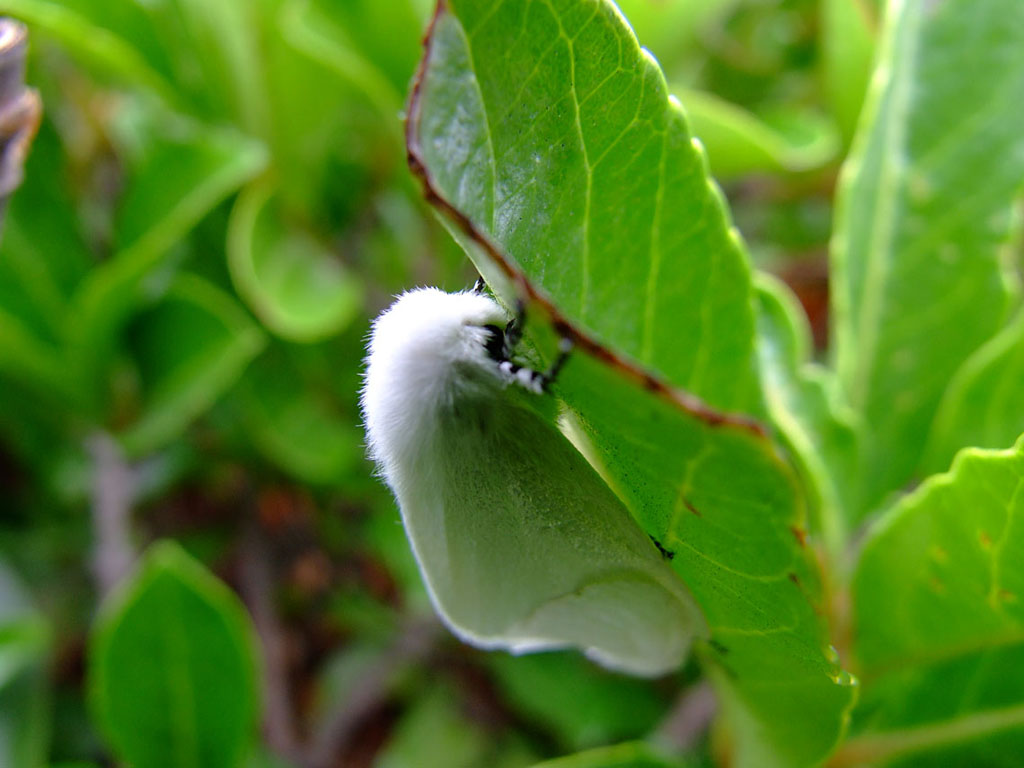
[847,435,1024,766]
[89,540,261,768]
[0,305,76,406]
[528,741,684,768]
[488,651,667,751]
[143,0,268,132]
[236,351,361,484]
[821,0,878,146]
[830,0,1024,520]
[228,181,362,342]
[614,0,734,74]
[677,89,839,179]
[280,0,416,125]
[0,121,92,327]
[379,688,537,768]
[374,687,500,768]
[754,273,857,548]
[118,274,265,458]
[0,560,51,768]
[925,309,1024,472]
[0,0,178,103]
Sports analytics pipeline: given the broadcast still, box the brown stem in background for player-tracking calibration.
[0,18,41,236]
[653,680,717,753]
[87,433,137,597]
[238,521,303,763]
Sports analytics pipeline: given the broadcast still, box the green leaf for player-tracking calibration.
[0,122,93,408]
[0,0,179,103]
[488,651,667,751]
[235,351,362,484]
[89,540,261,768]
[846,436,1024,766]
[118,274,265,458]
[924,309,1024,473]
[614,0,736,78]
[228,181,363,342]
[830,0,1024,521]
[820,0,878,146]
[141,0,269,133]
[0,121,92,329]
[0,306,76,407]
[375,686,536,768]
[676,88,839,179]
[528,741,684,768]
[68,113,267,412]
[408,2,855,763]
[411,0,761,414]
[0,561,51,768]
[754,273,857,550]
[558,358,855,767]
[279,0,416,127]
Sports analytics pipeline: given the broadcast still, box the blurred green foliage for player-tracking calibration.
[2,0,1022,767]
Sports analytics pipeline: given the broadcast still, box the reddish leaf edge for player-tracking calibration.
[405,0,766,438]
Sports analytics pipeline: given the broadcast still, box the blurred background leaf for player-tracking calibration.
[88,540,261,768]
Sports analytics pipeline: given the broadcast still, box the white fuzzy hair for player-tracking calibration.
[361,287,509,482]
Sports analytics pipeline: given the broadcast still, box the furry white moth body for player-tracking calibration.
[362,286,705,676]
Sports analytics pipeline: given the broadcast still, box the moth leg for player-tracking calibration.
[503,297,526,356]
[472,276,487,294]
[499,336,574,394]
[540,336,574,390]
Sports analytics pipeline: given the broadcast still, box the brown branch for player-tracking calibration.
[237,520,303,763]
[653,680,717,753]
[87,433,137,597]
[0,18,42,235]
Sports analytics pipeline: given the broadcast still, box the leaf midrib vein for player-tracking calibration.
[849,2,923,411]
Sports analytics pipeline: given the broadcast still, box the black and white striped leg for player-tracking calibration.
[500,336,574,394]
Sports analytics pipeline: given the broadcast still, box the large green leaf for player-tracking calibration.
[0,561,51,768]
[118,274,266,458]
[89,540,260,768]
[830,0,1024,521]
[408,1,854,764]
[846,435,1024,766]
[411,0,761,413]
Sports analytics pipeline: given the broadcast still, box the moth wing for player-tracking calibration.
[393,393,706,676]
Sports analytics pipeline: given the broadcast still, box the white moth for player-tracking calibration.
[362,286,705,676]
